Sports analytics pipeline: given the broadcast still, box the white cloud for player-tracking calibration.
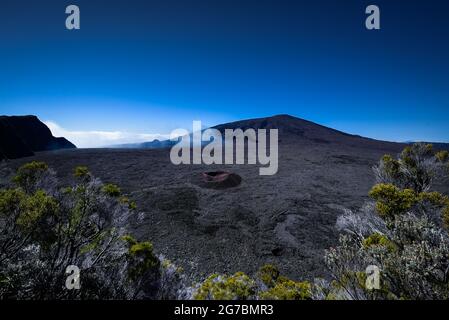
[44,121,170,148]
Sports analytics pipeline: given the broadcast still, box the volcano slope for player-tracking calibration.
[3,115,448,282]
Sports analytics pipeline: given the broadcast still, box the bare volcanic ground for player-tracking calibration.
[2,116,448,282]
[1,145,406,281]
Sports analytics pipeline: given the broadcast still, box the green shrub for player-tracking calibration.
[102,184,121,197]
[194,272,256,300]
[374,143,443,193]
[73,166,89,178]
[443,206,449,229]
[16,190,58,232]
[401,144,433,168]
[435,150,449,163]
[259,277,312,300]
[327,144,449,300]
[13,161,48,193]
[194,267,312,300]
[418,191,449,206]
[362,233,396,252]
[0,164,178,299]
[0,188,26,217]
[123,235,159,281]
[369,184,417,220]
[120,196,137,210]
[257,264,280,288]
[381,154,401,180]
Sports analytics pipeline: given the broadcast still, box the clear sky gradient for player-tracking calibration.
[1,0,448,147]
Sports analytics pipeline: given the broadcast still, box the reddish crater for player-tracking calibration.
[200,171,242,189]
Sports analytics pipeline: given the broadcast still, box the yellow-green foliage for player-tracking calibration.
[74,166,89,178]
[331,271,369,294]
[128,241,154,256]
[14,161,48,179]
[16,190,58,232]
[0,188,25,217]
[123,235,159,281]
[418,192,449,229]
[162,258,184,274]
[0,188,58,232]
[13,161,48,192]
[120,196,137,210]
[436,150,449,163]
[443,206,449,229]
[369,184,417,220]
[62,186,73,195]
[122,234,137,245]
[0,188,58,250]
[257,264,280,288]
[400,144,433,167]
[102,184,121,197]
[194,268,312,300]
[381,154,401,178]
[194,272,256,300]
[418,191,449,206]
[363,233,396,252]
[259,276,312,300]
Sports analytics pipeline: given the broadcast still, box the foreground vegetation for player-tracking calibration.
[1,143,448,299]
[0,162,187,299]
[324,144,449,299]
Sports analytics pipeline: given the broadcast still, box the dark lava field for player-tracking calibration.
[2,115,448,281]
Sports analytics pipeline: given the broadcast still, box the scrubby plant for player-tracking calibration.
[194,265,312,300]
[194,272,257,300]
[0,162,186,299]
[257,264,280,288]
[13,161,48,191]
[74,166,89,178]
[325,143,449,300]
[102,183,121,197]
[443,206,449,229]
[120,196,137,210]
[368,184,417,221]
[436,150,449,163]
[13,161,57,195]
[259,276,311,300]
[123,235,159,281]
[157,257,192,299]
[362,233,396,252]
[373,143,447,193]
[375,154,401,185]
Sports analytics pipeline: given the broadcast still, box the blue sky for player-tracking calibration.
[1,0,449,147]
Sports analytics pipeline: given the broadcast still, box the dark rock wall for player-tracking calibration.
[0,115,76,160]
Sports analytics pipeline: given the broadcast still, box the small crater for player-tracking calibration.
[198,171,242,189]
[271,247,284,256]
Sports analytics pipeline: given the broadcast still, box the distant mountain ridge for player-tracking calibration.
[0,115,76,160]
[111,115,394,150]
[112,114,449,151]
